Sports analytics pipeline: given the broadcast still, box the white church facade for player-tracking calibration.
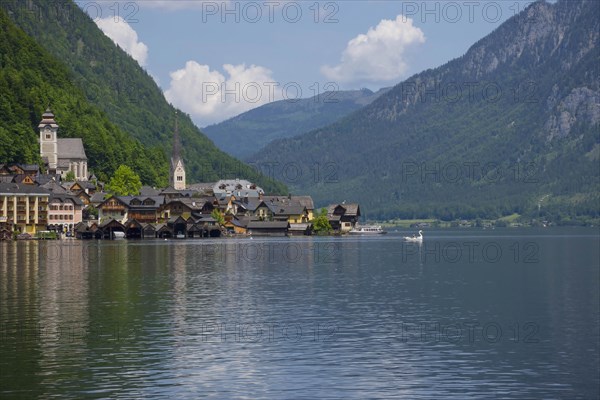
[38,108,88,181]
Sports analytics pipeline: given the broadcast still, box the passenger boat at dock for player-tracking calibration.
[348,225,387,235]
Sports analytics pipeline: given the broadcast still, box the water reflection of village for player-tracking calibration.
[0,238,337,394]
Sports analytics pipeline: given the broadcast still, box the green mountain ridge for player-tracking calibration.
[0,8,168,183]
[203,87,390,159]
[1,0,285,193]
[250,0,600,221]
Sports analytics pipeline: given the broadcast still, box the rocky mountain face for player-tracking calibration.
[250,0,599,220]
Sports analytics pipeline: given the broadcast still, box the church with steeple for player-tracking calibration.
[169,113,186,190]
[38,108,88,181]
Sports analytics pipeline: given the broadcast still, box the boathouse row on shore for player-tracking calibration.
[89,192,317,238]
[1,172,363,239]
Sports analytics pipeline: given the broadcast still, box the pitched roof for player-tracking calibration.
[166,197,213,211]
[230,216,251,228]
[139,186,160,196]
[196,216,217,223]
[0,183,50,195]
[142,223,157,231]
[72,180,96,190]
[327,203,360,217]
[97,196,129,208]
[57,138,87,160]
[41,180,68,194]
[234,199,267,212]
[161,186,180,195]
[247,220,289,229]
[35,174,59,185]
[90,192,106,204]
[266,202,306,216]
[18,164,40,173]
[74,190,91,199]
[125,219,143,228]
[342,203,360,216]
[49,193,84,206]
[292,196,314,210]
[187,182,215,193]
[117,196,165,209]
[98,218,125,229]
[75,222,91,233]
[12,174,35,184]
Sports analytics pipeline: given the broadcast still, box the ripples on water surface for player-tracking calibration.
[0,229,598,398]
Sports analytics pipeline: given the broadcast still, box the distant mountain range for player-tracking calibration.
[203,88,390,159]
[1,0,285,193]
[250,0,599,220]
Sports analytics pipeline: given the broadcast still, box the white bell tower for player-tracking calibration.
[38,108,59,172]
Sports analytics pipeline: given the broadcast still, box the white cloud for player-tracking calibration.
[164,61,279,126]
[95,16,149,66]
[321,15,425,85]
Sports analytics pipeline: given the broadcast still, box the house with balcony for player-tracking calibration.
[124,196,165,224]
[263,196,310,224]
[234,198,273,220]
[97,196,129,223]
[47,194,84,233]
[327,203,361,233]
[162,197,215,220]
[0,183,50,234]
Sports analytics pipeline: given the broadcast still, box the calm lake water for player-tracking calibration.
[1,228,598,399]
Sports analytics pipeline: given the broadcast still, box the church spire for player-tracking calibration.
[170,111,186,190]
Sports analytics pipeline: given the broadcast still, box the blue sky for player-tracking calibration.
[81,1,535,126]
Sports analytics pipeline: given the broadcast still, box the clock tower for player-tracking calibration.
[38,108,59,172]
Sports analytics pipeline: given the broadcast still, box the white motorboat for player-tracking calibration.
[113,231,125,239]
[349,225,387,235]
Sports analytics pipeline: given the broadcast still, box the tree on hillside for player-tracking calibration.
[106,165,141,196]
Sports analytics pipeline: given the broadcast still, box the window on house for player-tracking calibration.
[177,176,183,181]
[45,134,51,140]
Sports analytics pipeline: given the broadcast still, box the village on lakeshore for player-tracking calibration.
[0,109,363,240]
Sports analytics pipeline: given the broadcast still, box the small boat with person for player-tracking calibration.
[349,225,387,235]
